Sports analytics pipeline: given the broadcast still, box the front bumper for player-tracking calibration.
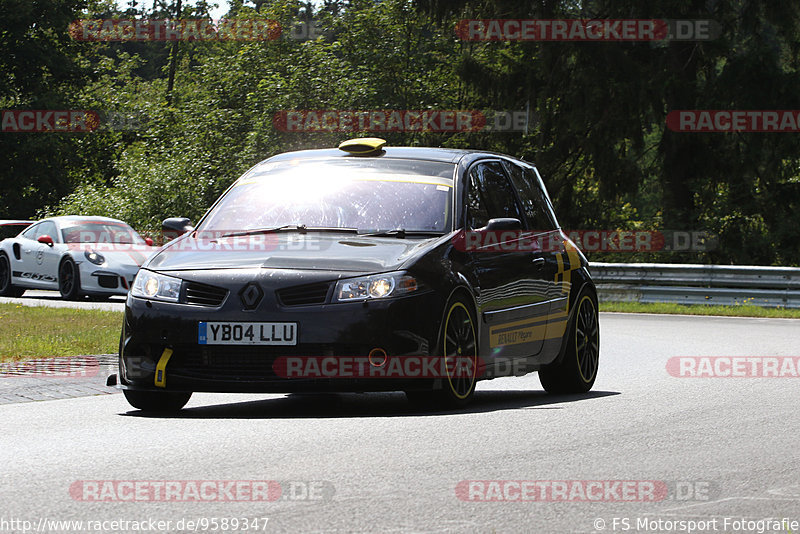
[80,266,138,296]
[120,287,444,393]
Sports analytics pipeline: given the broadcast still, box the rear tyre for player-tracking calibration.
[405,297,478,409]
[58,257,81,300]
[539,288,599,394]
[123,390,192,412]
[0,253,25,297]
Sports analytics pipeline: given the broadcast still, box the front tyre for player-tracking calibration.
[539,289,599,394]
[123,390,192,412]
[58,257,81,300]
[406,297,478,409]
[0,253,25,297]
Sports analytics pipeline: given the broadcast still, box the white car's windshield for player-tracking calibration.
[61,222,144,244]
[199,158,455,234]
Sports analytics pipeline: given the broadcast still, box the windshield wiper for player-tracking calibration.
[360,229,445,238]
[216,225,359,240]
[216,225,298,239]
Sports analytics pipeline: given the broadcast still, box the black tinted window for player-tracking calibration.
[503,161,555,231]
[466,161,523,229]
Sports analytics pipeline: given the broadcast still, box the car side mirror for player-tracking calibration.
[144,237,154,246]
[161,217,194,241]
[484,218,522,232]
[37,235,54,247]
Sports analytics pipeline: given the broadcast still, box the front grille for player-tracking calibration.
[97,275,118,289]
[277,282,331,306]
[184,282,228,307]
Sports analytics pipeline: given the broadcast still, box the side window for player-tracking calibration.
[466,169,490,229]
[465,161,524,229]
[37,221,58,241]
[503,161,556,232]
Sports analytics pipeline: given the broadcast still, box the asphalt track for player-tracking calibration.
[0,313,798,533]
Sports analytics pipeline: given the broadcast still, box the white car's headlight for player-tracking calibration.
[334,272,421,302]
[84,250,105,265]
[131,270,182,302]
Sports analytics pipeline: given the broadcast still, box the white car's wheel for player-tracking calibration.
[0,253,25,297]
[58,258,81,300]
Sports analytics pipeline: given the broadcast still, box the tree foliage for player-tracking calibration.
[2,0,800,264]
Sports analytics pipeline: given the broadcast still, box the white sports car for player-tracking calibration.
[0,216,155,300]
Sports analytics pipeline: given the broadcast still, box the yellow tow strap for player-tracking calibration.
[154,348,173,388]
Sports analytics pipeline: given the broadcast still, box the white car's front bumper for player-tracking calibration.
[79,266,140,296]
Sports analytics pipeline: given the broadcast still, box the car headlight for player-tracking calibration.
[84,250,105,265]
[131,270,182,302]
[334,272,421,302]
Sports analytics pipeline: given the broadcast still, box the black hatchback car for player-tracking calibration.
[115,138,599,411]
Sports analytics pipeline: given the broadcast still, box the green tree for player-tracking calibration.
[0,0,93,217]
[416,0,800,265]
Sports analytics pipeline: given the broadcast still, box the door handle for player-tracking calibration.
[531,257,545,269]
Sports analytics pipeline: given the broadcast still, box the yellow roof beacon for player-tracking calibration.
[338,137,387,155]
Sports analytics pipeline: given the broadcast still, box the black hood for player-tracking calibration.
[145,232,449,273]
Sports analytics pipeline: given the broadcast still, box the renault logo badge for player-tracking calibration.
[239,282,264,310]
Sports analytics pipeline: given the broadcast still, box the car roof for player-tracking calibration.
[44,216,128,224]
[263,146,527,165]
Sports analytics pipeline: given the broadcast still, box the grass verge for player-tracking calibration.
[0,303,122,362]
[600,301,800,318]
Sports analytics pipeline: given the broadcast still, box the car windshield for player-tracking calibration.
[61,222,144,244]
[199,158,455,234]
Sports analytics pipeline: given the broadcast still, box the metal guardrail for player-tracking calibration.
[588,262,800,308]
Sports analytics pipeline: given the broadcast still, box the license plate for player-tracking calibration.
[198,322,298,346]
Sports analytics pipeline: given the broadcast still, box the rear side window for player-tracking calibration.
[503,161,556,232]
[20,224,40,240]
